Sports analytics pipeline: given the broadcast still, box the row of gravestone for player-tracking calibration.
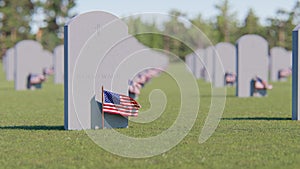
[64,11,169,130]
[1,11,169,130]
[2,41,64,89]
[186,35,292,97]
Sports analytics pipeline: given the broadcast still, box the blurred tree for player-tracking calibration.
[163,9,190,59]
[148,22,164,49]
[189,14,215,47]
[34,0,76,51]
[242,8,262,34]
[126,16,164,50]
[0,0,34,57]
[283,10,294,50]
[126,16,145,35]
[266,8,294,50]
[291,0,300,24]
[126,10,193,61]
[214,0,238,43]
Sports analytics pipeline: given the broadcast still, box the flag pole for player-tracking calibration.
[102,86,104,129]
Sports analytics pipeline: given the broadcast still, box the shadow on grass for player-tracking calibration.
[0,125,64,131]
[222,117,291,121]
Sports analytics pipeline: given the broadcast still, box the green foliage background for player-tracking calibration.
[1,0,300,60]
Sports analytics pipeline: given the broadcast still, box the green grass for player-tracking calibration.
[1,62,300,169]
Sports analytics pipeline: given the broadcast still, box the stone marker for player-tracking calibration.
[214,42,236,87]
[292,25,300,120]
[194,49,205,79]
[54,45,64,84]
[204,46,214,83]
[5,48,14,81]
[92,37,143,129]
[270,47,292,81]
[236,34,269,97]
[2,53,6,72]
[93,36,169,128]
[42,50,53,72]
[185,53,194,73]
[185,49,204,79]
[14,40,45,90]
[64,11,129,130]
[288,51,292,66]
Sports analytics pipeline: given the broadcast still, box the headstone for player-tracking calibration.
[93,36,169,128]
[42,50,53,71]
[288,51,292,65]
[214,42,236,87]
[154,50,169,70]
[270,47,292,81]
[92,37,143,129]
[54,45,64,84]
[204,46,214,82]
[236,34,269,97]
[5,48,14,81]
[185,53,194,73]
[2,53,6,72]
[14,40,45,90]
[292,25,300,120]
[65,11,129,130]
[193,49,205,79]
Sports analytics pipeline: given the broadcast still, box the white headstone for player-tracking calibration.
[193,49,205,79]
[2,53,6,72]
[236,34,269,97]
[292,24,300,120]
[64,11,129,130]
[14,40,45,90]
[54,45,64,84]
[185,53,194,73]
[288,51,292,66]
[42,50,53,71]
[92,37,143,129]
[5,48,14,81]
[214,42,236,87]
[270,47,292,81]
[204,46,214,82]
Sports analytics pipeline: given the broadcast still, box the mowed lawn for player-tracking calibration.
[1,62,300,169]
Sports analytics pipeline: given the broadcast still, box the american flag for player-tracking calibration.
[103,90,140,116]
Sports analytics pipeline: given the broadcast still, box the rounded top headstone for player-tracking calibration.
[66,11,127,29]
[15,40,43,52]
[215,42,234,49]
[270,46,286,53]
[236,34,268,45]
[293,24,300,31]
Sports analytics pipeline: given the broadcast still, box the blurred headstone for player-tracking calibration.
[236,34,269,97]
[194,49,205,79]
[14,40,45,90]
[54,45,64,84]
[214,42,236,87]
[292,25,300,120]
[185,53,193,73]
[204,46,214,83]
[270,47,292,81]
[42,50,53,71]
[5,48,15,81]
[2,53,6,72]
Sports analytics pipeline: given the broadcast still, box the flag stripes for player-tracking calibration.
[102,90,140,117]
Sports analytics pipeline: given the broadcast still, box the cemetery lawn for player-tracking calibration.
[1,62,300,169]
